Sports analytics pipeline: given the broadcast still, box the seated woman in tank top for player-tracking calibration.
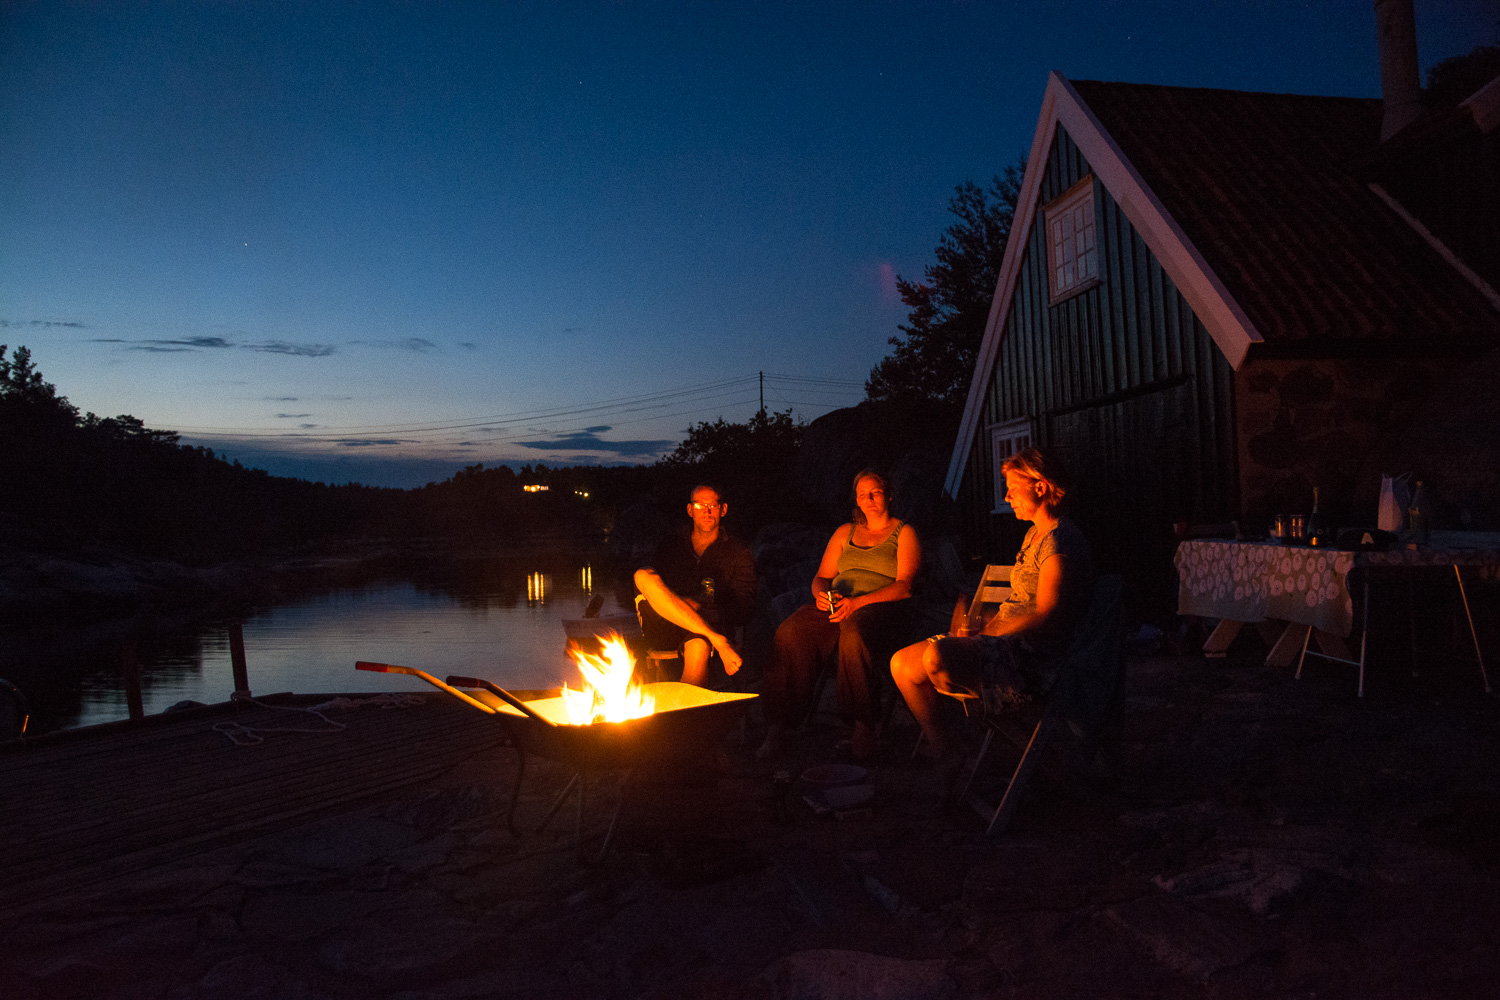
[758,470,921,761]
[891,447,1092,759]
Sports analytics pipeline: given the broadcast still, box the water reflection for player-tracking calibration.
[7,556,629,734]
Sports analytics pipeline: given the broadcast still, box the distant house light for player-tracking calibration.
[575,490,589,498]
[1045,176,1099,302]
[523,484,549,493]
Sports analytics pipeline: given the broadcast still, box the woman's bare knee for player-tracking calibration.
[890,641,925,684]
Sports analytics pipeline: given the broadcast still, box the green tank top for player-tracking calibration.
[831,521,903,598]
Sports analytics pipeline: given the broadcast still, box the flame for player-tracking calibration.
[561,633,655,725]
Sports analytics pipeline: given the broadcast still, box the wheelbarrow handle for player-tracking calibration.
[446,675,559,727]
[354,661,496,715]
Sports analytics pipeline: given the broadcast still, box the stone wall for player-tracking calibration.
[1235,350,1500,532]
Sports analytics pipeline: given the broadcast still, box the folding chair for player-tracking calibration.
[963,563,1015,631]
[634,594,682,683]
[901,564,1016,747]
[958,574,1124,836]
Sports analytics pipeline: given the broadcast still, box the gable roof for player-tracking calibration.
[945,72,1500,498]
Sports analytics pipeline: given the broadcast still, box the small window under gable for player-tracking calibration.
[989,418,1033,514]
[1045,176,1099,302]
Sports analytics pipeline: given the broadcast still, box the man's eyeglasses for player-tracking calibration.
[690,502,723,512]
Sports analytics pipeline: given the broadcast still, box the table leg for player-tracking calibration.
[1454,565,1491,695]
[1358,573,1369,698]
[1202,619,1244,658]
[1267,623,1308,668]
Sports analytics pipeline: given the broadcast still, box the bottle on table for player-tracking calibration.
[1307,487,1328,547]
[1408,481,1430,546]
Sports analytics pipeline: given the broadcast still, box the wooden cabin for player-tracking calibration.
[944,70,1500,605]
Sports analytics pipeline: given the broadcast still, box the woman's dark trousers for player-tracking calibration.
[764,601,914,727]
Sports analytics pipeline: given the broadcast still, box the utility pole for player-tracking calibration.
[759,371,764,415]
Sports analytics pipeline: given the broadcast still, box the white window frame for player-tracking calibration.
[989,418,1033,514]
[1044,176,1099,303]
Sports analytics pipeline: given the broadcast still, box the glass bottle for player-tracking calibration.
[1307,487,1327,547]
[1408,481,1429,546]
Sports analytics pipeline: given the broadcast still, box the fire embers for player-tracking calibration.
[561,634,655,725]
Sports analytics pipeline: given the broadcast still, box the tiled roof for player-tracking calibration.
[1070,80,1500,355]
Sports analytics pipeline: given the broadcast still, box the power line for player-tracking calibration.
[172,371,864,441]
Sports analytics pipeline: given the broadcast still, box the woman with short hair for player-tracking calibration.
[758,469,921,761]
[891,447,1092,758]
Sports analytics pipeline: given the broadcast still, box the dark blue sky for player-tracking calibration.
[3,1,1495,487]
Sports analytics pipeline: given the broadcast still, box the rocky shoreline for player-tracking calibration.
[3,635,1497,998]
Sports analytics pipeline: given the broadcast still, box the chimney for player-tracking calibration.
[1374,0,1423,141]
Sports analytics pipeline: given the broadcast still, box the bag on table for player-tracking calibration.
[1377,473,1411,533]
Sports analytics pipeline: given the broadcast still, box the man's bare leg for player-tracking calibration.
[681,637,711,686]
[633,568,742,676]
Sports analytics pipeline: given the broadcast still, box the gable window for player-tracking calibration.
[989,418,1033,513]
[1045,176,1098,302]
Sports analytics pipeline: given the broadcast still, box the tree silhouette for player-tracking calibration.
[866,162,1025,407]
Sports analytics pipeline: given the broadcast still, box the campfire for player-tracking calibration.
[560,634,655,725]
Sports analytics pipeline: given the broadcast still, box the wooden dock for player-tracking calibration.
[0,693,510,913]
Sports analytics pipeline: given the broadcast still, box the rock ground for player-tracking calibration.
[2,637,1498,999]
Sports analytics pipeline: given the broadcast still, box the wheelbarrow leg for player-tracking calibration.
[538,772,580,834]
[504,747,527,836]
[576,768,587,854]
[589,769,633,865]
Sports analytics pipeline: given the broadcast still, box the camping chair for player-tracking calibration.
[957,574,1125,836]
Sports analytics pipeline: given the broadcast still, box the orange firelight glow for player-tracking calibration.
[561,634,655,725]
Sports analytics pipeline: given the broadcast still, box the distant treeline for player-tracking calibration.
[0,346,809,563]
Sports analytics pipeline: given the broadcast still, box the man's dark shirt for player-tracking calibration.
[644,526,756,630]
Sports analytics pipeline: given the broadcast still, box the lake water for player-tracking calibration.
[19,559,634,734]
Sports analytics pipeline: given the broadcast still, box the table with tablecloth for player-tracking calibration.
[1175,532,1499,696]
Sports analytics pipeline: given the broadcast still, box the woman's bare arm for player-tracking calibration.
[981,553,1066,637]
[810,525,851,611]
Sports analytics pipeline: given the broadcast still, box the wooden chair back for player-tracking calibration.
[956,564,1013,633]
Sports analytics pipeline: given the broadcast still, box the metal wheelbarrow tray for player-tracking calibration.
[356,661,756,859]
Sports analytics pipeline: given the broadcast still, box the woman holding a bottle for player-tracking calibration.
[757,470,921,760]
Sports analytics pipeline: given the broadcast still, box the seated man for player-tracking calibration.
[633,484,755,685]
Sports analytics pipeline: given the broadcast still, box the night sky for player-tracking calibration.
[3,2,1495,488]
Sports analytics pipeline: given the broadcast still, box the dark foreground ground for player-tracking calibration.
[2,637,1498,1000]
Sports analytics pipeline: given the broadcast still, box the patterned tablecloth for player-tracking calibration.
[1175,532,1500,638]
[1176,541,1357,635]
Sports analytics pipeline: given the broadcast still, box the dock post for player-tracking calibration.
[229,623,251,700]
[121,641,144,721]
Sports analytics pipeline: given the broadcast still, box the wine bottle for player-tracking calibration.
[1408,481,1429,546]
[1307,487,1327,547]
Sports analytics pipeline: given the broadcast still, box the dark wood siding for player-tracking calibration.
[957,126,1238,606]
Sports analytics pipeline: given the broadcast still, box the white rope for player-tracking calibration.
[308,693,425,712]
[211,693,424,745]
